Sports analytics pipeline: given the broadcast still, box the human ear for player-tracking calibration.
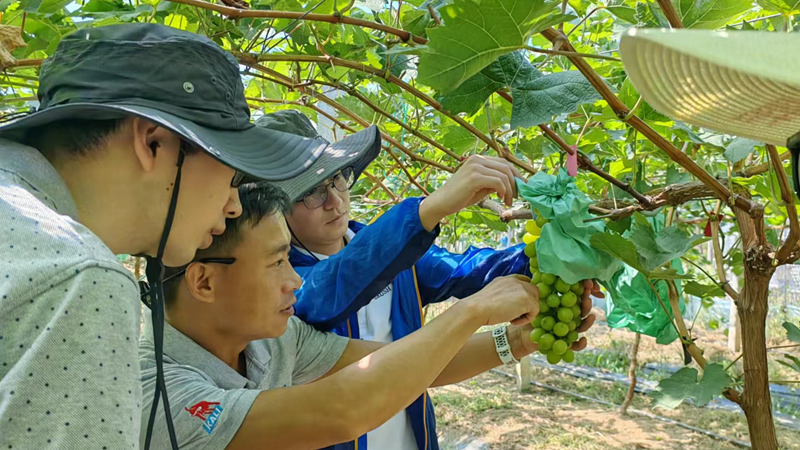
[131,117,180,173]
[184,263,216,305]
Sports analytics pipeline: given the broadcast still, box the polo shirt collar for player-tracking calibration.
[144,314,272,390]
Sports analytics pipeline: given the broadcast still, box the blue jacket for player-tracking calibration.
[290,198,531,450]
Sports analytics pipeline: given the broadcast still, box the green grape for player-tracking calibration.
[568,320,577,332]
[535,215,548,228]
[539,347,549,355]
[572,318,582,331]
[560,291,578,308]
[571,304,582,318]
[537,282,552,298]
[541,273,557,285]
[524,243,537,258]
[567,330,579,343]
[525,220,539,235]
[538,300,550,314]
[553,322,569,337]
[539,333,555,350]
[557,307,574,323]
[552,339,568,355]
[571,282,585,295]
[531,270,543,284]
[541,316,556,331]
[555,278,571,293]
[531,315,543,328]
[546,350,562,364]
[529,256,539,270]
[529,327,546,344]
[546,293,561,308]
[562,349,575,363]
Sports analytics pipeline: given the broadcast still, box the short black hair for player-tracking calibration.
[162,182,292,306]
[24,119,125,156]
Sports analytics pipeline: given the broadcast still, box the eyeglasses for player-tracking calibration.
[299,167,355,210]
[162,257,237,285]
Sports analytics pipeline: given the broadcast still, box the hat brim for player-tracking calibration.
[620,28,800,147]
[269,125,382,202]
[0,102,330,181]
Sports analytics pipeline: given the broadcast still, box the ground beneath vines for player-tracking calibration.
[431,369,800,450]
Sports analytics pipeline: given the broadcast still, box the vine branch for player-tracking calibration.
[766,144,800,264]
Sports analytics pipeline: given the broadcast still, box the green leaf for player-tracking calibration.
[606,5,638,24]
[649,267,694,280]
[606,216,632,234]
[757,0,800,15]
[674,0,752,29]
[666,165,691,185]
[511,71,604,129]
[684,281,725,298]
[652,363,732,409]
[628,215,700,272]
[436,51,539,116]
[441,125,479,155]
[590,232,650,278]
[401,9,431,36]
[784,322,800,344]
[724,137,761,164]
[767,228,780,247]
[417,0,574,92]
[777,355,800,373]
[37,0,71,13]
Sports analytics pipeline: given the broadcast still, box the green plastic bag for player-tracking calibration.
[600,216,685,344]
[516,169,621,284]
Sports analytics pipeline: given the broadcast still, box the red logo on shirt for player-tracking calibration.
[185,401,221,421]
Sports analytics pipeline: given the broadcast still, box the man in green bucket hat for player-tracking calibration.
[0,23,379,450]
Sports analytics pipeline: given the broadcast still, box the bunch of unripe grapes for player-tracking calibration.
[523,214,584,365]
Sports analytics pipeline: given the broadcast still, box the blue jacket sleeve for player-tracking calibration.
[292,197,440,331]
[414,243,531,306]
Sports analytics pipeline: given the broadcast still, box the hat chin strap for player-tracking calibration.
[143,150,184,450]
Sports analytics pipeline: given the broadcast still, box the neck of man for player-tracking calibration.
[167,305,250,375]
[48,147,162,257]
[296,233,347,257]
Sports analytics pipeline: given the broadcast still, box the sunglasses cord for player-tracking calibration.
[142,150,185,450]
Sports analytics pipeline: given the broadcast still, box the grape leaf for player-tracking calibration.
[510,71,603,129]
[435,52,539,116]
[652,363,731,409]
[417,0,574,92]
[590,232,650,278]
[673,0,752,29]
[628,214,701,272]
[684,281,725,298]
[784,322,800,344]
[757,0,800,14]
[441,125,479,155]
[401,9,431,36]
[724,137,761,164]
[606,5,637,24]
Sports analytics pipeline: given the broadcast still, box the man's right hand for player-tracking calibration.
[461,275,539,327]
[418,155,523,231]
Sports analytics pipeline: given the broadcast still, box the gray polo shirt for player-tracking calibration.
[0,140,143,449]
[138,314,349,449]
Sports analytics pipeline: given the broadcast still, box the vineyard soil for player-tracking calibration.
[432,370,800,450]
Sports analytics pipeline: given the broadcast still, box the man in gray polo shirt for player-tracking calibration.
[139,183,591,449]
[0,24,379,450]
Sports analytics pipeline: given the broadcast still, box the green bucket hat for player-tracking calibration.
[0,23,346,181]
[255,110,382,201]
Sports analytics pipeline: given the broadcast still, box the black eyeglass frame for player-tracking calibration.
[162,257,237,285]
[298,166,356,210]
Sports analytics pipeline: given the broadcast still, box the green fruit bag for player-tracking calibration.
[516,169,620,284]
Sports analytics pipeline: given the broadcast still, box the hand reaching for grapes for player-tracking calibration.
[418,155,524,231]
[510,279,600,359]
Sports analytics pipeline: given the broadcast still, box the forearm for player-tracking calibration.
[431,324,535,387]
[228,301,484,450]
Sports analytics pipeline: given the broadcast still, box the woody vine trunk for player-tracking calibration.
[733,204,778,450]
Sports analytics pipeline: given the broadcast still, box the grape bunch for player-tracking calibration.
[523,214,584,365]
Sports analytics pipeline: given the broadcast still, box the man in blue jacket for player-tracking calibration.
[259,110,598,450]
